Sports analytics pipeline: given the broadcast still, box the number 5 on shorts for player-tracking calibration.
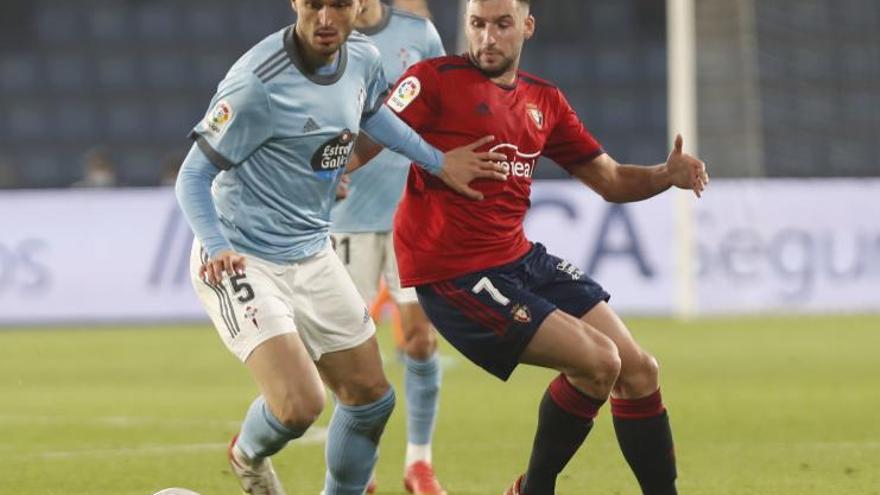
[230,274,255,303]
[472,277,510,306]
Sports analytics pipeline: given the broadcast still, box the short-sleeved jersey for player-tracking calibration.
[190,27,388,263]
[331,6,445,233]
[391,55,605,286]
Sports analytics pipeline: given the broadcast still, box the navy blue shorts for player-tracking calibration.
[416,243,610,381]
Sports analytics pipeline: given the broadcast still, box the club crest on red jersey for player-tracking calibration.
[526,103,544,129]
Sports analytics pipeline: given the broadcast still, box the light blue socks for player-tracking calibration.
[323,387,396,495]
[236,395,308,460]
[405,353,441,447]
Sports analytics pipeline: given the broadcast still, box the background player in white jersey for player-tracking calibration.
[330,2,447,494]
[175,1,507,493]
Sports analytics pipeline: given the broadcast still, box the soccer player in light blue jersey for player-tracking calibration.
[330,2,447,494]
[394,0,431,18]
[174,1,507,494]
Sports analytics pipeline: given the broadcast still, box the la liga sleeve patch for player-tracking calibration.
[387,76,421,113]
[205,100,233,135]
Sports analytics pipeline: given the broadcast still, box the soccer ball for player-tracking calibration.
[151,489,201,495]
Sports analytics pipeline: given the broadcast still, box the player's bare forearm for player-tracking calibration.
[605,162,671,203]
[345,133,383,173]
[571,155,670,203]
[572,135,709,202]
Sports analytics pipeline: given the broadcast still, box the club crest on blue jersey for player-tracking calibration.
[244,305,259,328]
[356,87,367,116]
[398,47,412,70]
[311,128,355,180]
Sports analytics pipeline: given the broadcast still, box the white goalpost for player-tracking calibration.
[456,0,468,53]
[667,0,699,318]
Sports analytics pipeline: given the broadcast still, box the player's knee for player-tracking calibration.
[357,379,393,405]
[275,389,325,429]
[585,334,622,390]
[566,333,620,396]
[336,376,392,406]
[403,322,436,360]
[595,341,623,387]
[616,352,660,397]
[642,353,660,382]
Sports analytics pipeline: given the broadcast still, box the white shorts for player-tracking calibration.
[329,231,418,306]
[190,241,375,362]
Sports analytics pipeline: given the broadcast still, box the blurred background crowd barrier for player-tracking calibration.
[2,179,877,324]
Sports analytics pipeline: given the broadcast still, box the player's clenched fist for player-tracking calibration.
[439,135,509,201]
[200,250,246,285]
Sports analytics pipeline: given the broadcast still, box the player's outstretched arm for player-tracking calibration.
[175,144,246,284]
[438,135,509,200]
[570,134,709,203]
[361,105,507,200]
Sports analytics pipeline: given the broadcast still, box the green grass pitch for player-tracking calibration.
[1,315,878,494]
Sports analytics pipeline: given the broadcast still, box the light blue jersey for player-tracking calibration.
[331,6,445,233]
[190,27,388,263]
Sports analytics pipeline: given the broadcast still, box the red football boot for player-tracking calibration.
[403,461,447,495]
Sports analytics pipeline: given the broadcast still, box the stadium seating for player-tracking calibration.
[0,0,876,187]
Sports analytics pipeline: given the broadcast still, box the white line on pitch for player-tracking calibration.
[7,427,328,460]
[0,415,241,428]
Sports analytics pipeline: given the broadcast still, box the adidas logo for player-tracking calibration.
[303,117,320,133]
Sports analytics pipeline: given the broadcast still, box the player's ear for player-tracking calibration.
[290,0,298,13]
[523,14,536,40]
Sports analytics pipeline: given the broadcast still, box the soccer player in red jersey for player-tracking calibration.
[351,0,708,493]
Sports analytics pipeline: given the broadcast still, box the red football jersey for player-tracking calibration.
[391,55,604,286]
